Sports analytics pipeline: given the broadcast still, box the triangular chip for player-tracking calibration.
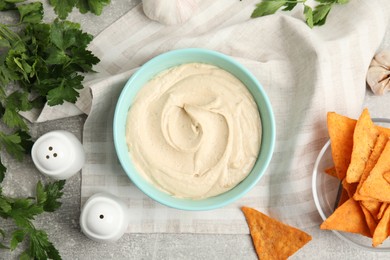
[341,178,357,198]
[326,111,389,181]
[378,203,388,220]
[324,166,338,178]
[372,205,390,247]
[337,187,349,208]
[327,112,356,180]
[361,199,382,221]
[359,140,390,202]
[378,125,390,137]
[241,207,312,259]
[346,108,379,183]
[354,133,388,201]
[360,203,378,236]
[320,198,371,237]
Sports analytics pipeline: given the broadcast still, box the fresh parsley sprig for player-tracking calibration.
[0,180,65,260]
[0,0,104,259]
[251,0,350,28]
[0,1,99,174]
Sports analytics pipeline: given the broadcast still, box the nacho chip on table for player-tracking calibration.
[320,198,371,237]
[346,108,379,184]
[359,140,390,202]
[327,112,356,180]
[241,207,312,259]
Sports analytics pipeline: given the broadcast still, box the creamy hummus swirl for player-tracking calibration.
[126,63,261,199]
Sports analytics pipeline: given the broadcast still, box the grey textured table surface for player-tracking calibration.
[1,1,390,259]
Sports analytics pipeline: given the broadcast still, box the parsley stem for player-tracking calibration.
[0,23,20,43]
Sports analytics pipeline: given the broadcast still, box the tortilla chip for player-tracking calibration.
[241,207,312,259]
[341,178,357,198]
[354,133,388,201]
[320,198,371,237]
[361,200,382,221]
[324,166,338,178]
[378,125,390,137]
[360,203,378,237]
[337,188,350,208]
[359,140,390,202]
[346,108,379,183]
[327,112,356,180]
[377,203,388,220]
[372,205,390,247]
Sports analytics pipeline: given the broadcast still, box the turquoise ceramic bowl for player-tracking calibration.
[113,48,275,211]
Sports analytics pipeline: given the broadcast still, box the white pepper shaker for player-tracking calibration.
[80,192,129,242]
[31,130,85,180]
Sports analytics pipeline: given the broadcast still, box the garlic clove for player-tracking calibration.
[371,77,390,95]
[366,66,390,88]
[369,58,382,68]
[374,50,390,69]
[142,0,199,25]
[367,50,390,95]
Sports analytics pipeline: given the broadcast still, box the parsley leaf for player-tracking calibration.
[37,180,65,212]
[0,131,25,160]
[46,77,82,105]
[10,229,25,250]
[282,2,297,11]
[16,130,34,155]
[0,0,25,11]
[0,160,6,183]
[44,181,65,212]
[49,0,110,19]
[17,2,44,24]
[48,0,77,20]
[0,180,65,259]
[313,3,332,26]
[251,0,350,27]
[76,0,110,16]
[251,0,286,18]
[25,228,61,260]
[303,4,314,28]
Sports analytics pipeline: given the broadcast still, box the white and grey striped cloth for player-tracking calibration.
[37,0,390,233]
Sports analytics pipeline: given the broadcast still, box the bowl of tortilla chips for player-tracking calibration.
[312,109,390,251]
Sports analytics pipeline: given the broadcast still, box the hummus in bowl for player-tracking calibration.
[113,48,275,210]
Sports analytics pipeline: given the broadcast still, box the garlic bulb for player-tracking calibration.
[142,0,199,25]
[366,50,390,95]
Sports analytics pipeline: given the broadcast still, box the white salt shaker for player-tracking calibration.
[31,130,85,180]
[80,192,129,242]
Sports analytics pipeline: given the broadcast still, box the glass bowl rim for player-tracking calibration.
[312,117,390,252]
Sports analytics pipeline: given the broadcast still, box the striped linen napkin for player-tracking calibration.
[61,0,388,233]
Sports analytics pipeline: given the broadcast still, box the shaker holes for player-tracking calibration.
[45,146,58,159]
